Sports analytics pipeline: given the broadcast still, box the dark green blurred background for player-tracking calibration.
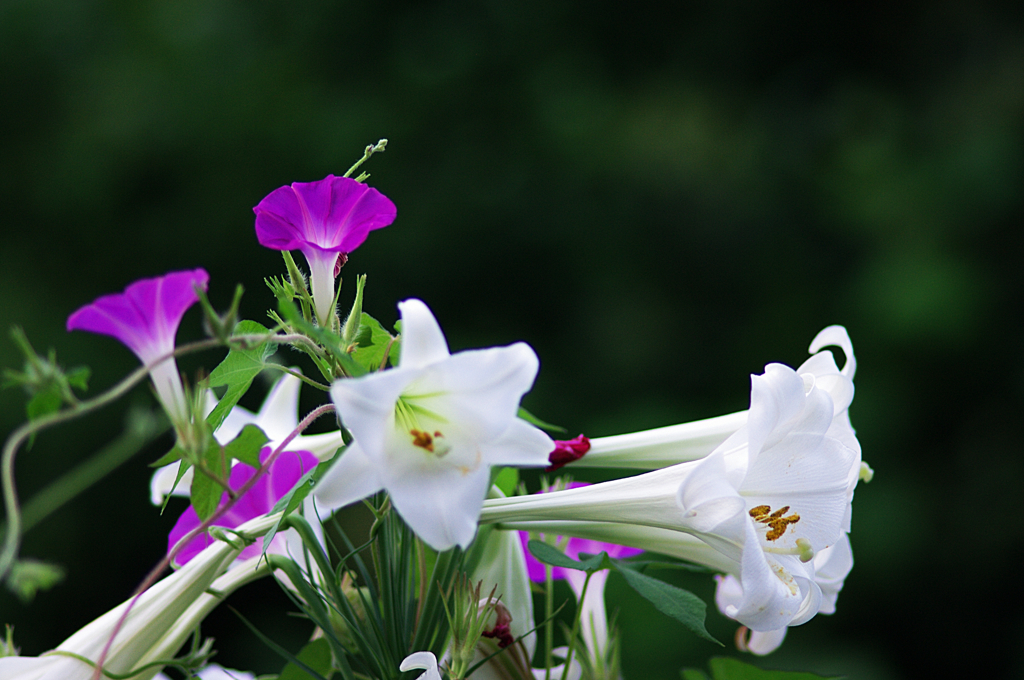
[2,1,1022,678]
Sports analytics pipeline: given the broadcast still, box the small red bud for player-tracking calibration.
[545,434,591,472]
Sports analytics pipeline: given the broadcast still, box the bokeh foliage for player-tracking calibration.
[1,1,1022,678]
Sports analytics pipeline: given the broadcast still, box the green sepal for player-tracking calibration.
[207,320,274,432]
[517,407,567,433]
[4,558,65,603]
[683,658,843,680]
[65,366,90,392]
[281,251,316,322]
[615,564,721,645]
[278,637,335,680]
[196,281,244,343]
[341,274,366,345]
[190,438,228,521]
[224,424,270,469]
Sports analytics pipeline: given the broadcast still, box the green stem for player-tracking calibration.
[342,139,387,179]
[265,364,332,392]
[560,572,592,680]
[15,409,166,536]
[544,564,554,680]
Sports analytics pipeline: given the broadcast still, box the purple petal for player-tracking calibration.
[66,269,209,364]
[254,175,396,254]
[167,447,318,566]
[519,482,643,582]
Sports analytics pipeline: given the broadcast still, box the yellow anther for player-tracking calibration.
[749,503,800,542]
[410,429,436,452]
[410,428,450,457]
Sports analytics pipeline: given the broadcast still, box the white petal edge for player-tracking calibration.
[397,299,450,369]
[399,651,443,680]
[312,444,384,511]
[808,325,855,379]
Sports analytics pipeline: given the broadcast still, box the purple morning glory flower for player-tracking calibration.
[67,269,209,427]
[167,447,318,566]
[254,175,397,325]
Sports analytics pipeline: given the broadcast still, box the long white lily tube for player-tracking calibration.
[0,513,280,680]
[492,519,740,575]
[566,325,856,471]
[132,555,272,680]
[573,410,747,469]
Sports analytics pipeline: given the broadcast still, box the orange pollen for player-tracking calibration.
[410,429,446,453]
[748,504,801,542]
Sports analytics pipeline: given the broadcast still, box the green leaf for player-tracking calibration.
[350,312,396,372]
[493,466,519,496]
[527,540,612,573]
[190,439,228,521]
[614,565,721,645]
[262,460,331,553]
[149,444,187,468]
[206,320,274,432]
[5,559,65,603]
[278,637,335,680]
[224,424,270,469]
[625,559,718,574]
[517,407,567,433]
[26,385,62,422]
[681,670,712,680]
[687,658,842,680]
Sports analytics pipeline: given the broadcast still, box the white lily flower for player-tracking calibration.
[150,371,343,506]
[314,299,554,551]
[571,325,856,470]
[0,513,278,680]
[480,358,860,633]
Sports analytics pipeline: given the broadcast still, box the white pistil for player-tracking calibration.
[763,538,816,563]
